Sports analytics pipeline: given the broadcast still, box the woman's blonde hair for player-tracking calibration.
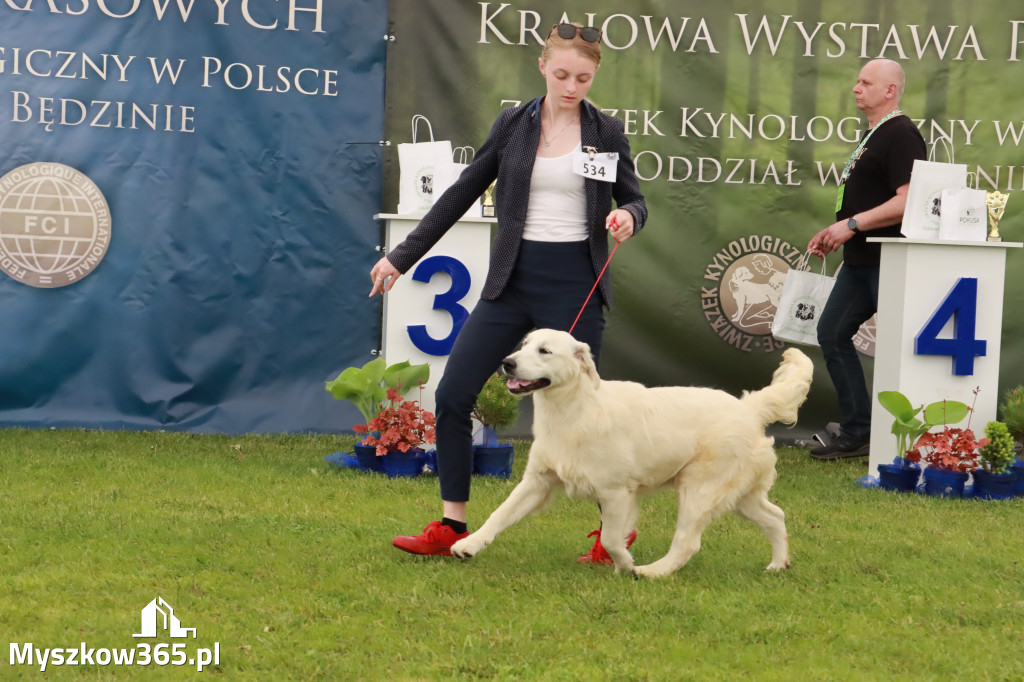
[542,23,602,66]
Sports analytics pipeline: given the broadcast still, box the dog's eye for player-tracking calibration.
[539,347,550,355]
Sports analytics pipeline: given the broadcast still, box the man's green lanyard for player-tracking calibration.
[835,109,902,213]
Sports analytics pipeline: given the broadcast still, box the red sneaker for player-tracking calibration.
[392,521,469,556]
[577,528,638,565]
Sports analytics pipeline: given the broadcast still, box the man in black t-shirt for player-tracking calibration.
[806,59,927,460]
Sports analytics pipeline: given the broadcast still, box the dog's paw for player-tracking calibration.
[765,559,791,572]
[451,533,488,559]
[630,564,668,580]
[612,560,635,576]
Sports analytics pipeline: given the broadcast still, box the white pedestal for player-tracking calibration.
[868,238,1021,475]
[374,212,495,414]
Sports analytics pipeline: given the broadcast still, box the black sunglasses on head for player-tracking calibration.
[552,23,601,43]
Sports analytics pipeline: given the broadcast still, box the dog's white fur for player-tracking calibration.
[450,329,814,579]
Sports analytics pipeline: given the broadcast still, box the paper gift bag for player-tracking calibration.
[900,141,967,240]
[938,187,988,242]
[771,257,835,347]
[397,115,453,214]
[435,146,481,220]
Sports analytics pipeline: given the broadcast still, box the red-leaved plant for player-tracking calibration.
[905,427,988,473]
[904,387,989,473]
[353,388,436,456]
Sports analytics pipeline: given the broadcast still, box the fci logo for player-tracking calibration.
[0,161,111,288]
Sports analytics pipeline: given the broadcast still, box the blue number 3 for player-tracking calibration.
[407,255,472,356]
[914,277,987,376]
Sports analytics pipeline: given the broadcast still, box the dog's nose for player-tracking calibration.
[501,358,516,375]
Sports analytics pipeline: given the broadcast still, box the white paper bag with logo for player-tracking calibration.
[900,140,967,240]
[397,115,454,214]
[437,146,482,220]
[938,186,987,242]
[770,256,836,347]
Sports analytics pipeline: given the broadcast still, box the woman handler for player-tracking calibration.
[369,23,647,561]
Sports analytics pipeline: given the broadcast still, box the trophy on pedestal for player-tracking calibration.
[986,191,1009,242]
[481,181,496,218]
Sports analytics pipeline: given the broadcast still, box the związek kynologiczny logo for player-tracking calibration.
[9,597,220,672]
[700,234,875,355]
[701,235,803,354]
[0,161,111,288]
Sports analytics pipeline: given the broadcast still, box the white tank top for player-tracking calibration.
[523,148,588,242]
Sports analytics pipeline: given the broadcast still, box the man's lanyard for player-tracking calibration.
[835,108,902,213]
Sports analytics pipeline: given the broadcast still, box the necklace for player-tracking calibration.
[541,114,579,147]
[835,108,902,213]
[839,109,902,185]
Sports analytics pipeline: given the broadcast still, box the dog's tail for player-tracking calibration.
[740,348,814,426]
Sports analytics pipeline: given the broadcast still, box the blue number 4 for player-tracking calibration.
[914,277,986,376]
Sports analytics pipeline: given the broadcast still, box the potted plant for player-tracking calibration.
[875,391,968,492]
[325,356,430,424]
[997,385,1024,495]
[997,385,1024,446]
[470,373,521,478]
[324,357,431,473]
[973,420,1018,500]
[905,389,986,498]
[353,388,436,478]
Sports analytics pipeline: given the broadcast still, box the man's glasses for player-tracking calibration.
[551,23,602,44]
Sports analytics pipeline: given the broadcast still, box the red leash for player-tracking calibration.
[568,240,620,335]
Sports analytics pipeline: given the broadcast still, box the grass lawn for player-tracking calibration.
[2,427,1023,681]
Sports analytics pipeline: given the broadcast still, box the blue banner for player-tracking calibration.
[0,2,388,433]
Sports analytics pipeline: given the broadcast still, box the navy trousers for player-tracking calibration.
[435,240,605,502]
[816,263,879,440]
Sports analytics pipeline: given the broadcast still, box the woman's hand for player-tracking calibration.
[369,257,401,297]
[606,209,634,242]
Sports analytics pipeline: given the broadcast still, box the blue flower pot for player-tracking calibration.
[1013,461,1024,498]
[378,448,426,478]
[422,449,437,474]
[971,468,1018,500]
[877,463,920,492]
[922,467,968,498]
[353,442,384,472]
[473,444,514,478]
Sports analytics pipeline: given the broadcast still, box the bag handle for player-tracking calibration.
[453,146,475,164]
[794,251,828,276]
[966,170,979,190]
[927,138,955,163]
[411,114,435,143]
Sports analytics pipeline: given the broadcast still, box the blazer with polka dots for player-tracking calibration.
[387,96,647,307]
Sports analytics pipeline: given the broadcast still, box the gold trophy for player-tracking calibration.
[481,181,496,218]
[986,191,1009,242]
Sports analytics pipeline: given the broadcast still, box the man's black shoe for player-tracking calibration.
[809,435,870,460]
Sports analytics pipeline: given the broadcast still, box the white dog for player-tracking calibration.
[451,329,813,579]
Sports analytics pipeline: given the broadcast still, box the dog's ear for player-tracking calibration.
[574,342,600,389]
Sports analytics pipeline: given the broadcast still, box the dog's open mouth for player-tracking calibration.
[506,377,551,395]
